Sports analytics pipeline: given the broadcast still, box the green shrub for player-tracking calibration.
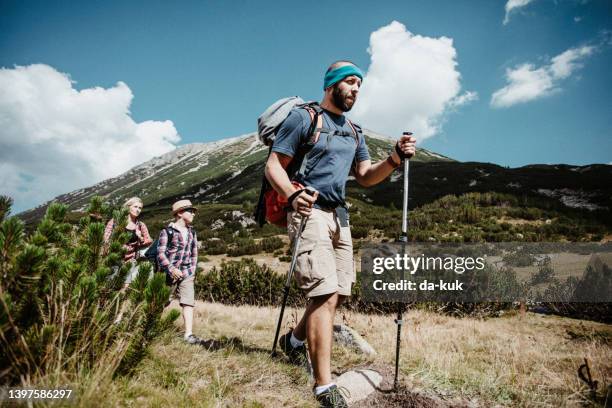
[351,225,369,239]
[196,258,303,306]
[254,223,286,238]
[203,239,228,255]
[0,196,179,388]
[227,238,260,257]
[236,228,251,238]
[529,257,555,284]
[259,236,283,252]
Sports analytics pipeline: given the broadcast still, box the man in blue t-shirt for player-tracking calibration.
[265,60,416,407]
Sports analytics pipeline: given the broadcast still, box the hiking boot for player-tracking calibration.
[315,385,349,408]
[278,330,308,367]
[184,334,202,345]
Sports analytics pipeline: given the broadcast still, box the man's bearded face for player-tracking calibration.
[331,75,360,112]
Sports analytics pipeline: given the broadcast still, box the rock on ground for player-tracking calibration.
[333,324,377,356]
[336,369,382,405]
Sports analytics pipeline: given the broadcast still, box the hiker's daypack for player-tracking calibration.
[144,227,174,272]
[254,97,361,227]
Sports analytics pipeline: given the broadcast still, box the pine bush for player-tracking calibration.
[259,236,283,253]
[0,196,179,390]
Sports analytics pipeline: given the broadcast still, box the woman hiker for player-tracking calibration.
[103,197,153,323]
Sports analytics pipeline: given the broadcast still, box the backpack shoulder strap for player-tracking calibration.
[161,226,175,251]
[346,119,361,150]
[300,102,324,146]
[292,103,326,178]
[347,121,365,173]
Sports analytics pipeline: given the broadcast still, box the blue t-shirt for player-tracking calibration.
[271,108,370,208]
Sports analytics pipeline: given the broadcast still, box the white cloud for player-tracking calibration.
[0,64,180,212]
[491,45,595,108]
[503,0,535,25]
[448,91,479,109]
[350,21,475,141]
[549,46,594,79]
[490,64,555,108]
[574,16,583,23]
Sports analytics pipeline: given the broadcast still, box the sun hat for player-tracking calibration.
[172,199,196,215]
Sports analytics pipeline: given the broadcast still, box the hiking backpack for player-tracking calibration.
[143,227,174,272]
[254,97,361,227]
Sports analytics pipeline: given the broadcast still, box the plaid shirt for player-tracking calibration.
[157,223,198,278]
[103,219,152,261]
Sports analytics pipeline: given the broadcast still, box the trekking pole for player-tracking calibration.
[271,188,315,356]
[394,131,412,390]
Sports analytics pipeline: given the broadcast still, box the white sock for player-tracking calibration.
[184,332,193,339]
[314,383,335,395]
[290,332,305,348]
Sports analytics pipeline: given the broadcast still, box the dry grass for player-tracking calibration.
[347,310,610,407]
[97,301,611,407]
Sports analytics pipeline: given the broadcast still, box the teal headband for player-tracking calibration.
[323,65,364,90]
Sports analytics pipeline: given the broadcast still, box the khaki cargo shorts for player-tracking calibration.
[169,275,195,307]
[287,208,355,298]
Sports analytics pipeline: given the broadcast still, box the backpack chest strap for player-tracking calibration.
[314,128,356,138]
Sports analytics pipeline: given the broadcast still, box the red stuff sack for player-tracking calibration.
[264,181,304,227]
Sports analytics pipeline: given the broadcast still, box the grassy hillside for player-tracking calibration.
[94,300,611,407]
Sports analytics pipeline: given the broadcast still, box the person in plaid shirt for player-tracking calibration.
[158,199,200,344]
[103,196,153,290]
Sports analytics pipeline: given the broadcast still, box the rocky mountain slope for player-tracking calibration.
[18,130,453,222]
[18,129,611,227]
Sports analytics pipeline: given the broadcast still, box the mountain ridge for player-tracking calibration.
[17,130,453,219]
[17,130,612,226]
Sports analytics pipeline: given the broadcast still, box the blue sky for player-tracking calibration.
[1,0,611,211]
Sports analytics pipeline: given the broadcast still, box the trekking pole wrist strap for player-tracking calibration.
[288,189,305,206]
[394,142,409,160]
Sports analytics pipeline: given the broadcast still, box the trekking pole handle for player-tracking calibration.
[401,132,412,236]
[288,186,317,209]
